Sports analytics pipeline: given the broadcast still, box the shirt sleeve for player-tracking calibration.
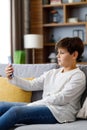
[8,73,46,91]
[42,72,86,105]
[9,69,56,91]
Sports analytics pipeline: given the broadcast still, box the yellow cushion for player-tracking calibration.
[0,77,33,103]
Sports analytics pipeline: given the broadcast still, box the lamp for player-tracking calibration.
[48,52,56,63]
[24,34,43,64]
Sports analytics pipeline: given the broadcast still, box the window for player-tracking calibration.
[0,0,11,63]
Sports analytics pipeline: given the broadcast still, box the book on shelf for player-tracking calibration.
[50,0,61,5]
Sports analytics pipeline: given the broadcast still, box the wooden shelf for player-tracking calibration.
[43,22,87,27]
[29,0,87,63]
[44,41,87,46]
[42,2,87,8]
[44,43,56,46]
[77,62,87,65]
[65,2,87,6]
[42,1,87,63]
[42,4,63,8]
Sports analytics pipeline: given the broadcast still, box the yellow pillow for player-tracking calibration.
[0,77,33,103]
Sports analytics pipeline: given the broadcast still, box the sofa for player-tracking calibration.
[0,63,87,130]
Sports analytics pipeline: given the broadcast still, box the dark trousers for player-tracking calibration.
[0,102,57,130]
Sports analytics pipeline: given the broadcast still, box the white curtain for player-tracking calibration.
[0,0,11,63]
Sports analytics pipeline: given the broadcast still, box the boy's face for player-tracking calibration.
[56,47,78,67]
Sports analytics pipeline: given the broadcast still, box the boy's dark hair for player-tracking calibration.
[55,37,84,60]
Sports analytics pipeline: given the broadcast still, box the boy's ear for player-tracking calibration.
[73,51,78,60]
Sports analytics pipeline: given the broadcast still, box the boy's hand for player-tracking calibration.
[5,65,14,79]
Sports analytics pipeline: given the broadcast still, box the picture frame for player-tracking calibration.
[78,30,84,41]
[73,29,84,41]
[73,30,79,37]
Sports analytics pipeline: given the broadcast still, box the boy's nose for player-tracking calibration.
[56,53,60,58]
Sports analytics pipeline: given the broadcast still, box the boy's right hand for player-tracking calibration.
[5,65,14,79]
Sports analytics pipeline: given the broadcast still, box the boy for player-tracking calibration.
[0,37,86,130]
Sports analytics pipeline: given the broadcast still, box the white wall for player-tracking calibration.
[0,0,11,63]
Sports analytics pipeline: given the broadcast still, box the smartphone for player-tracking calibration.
[8,56,14,78]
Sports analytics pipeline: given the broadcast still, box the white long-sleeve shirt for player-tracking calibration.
[9,67,86,123]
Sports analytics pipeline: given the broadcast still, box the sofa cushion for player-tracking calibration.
[0,77,32,103]
[15,120,87,130]
[76,65,87,119]
[0,63,57,77]
[77,97,87,119]
[78,65,87,106]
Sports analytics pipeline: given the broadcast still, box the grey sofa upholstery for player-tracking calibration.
[0,63,87,130]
